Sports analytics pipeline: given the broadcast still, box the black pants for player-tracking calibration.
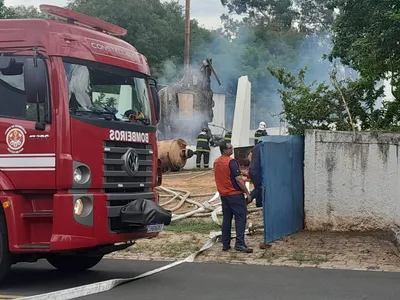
[221,193,247,248]
[196,151,210,168]
[250,185,263,208]
[249,170,263,207]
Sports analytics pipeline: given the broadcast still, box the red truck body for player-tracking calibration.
[0,5,168,280]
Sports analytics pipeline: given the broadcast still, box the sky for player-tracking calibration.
[4,0,229,29]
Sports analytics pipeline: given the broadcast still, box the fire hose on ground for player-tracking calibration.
[17,183,264,300]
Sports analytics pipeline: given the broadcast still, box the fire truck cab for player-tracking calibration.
[0,5,170,282]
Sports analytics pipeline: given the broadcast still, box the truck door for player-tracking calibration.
[0,55,56,190]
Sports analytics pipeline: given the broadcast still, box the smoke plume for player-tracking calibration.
[156,27,360,133]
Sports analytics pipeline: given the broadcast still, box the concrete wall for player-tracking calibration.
[305,130,400,231]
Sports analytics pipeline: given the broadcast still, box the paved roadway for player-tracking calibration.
[1,259,400,299]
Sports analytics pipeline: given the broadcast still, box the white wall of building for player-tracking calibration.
[209,93,226,136]
[305,130,400,231]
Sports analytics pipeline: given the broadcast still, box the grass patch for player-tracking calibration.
[161,241,201,257]
[259,250,285,262]
[166,219,220,234]
[290,251,328,265]
[127,233,203,257]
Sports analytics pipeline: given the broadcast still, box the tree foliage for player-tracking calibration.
[219,0,400,133]
[220,0,334,33]
[329,0,400,100]
[268,67,387,134]
[4,5,48,19]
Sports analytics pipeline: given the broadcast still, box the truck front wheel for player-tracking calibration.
[47,255,103,272]
[0,212,12,283]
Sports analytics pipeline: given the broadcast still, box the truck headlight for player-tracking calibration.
[74,198,83,215]
[73,166,90,184]
[74,197,93,217]
[73,168,82,182]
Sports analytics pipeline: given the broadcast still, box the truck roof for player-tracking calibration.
[0,18,151,76]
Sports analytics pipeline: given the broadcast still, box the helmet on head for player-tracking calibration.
[258,121,266,130]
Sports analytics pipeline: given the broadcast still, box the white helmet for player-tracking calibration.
[258,121,266,130]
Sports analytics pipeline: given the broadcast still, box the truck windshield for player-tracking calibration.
[63,59,152,123]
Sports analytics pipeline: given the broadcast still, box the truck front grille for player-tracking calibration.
[103,140,154,233]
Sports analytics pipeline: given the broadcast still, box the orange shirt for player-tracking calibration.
[213,155,243,197]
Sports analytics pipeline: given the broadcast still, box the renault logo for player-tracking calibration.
[122,148,139,176]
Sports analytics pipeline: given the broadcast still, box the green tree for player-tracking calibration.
[268,66,385,134]
[0,0,6,18]
[220,0,334,33]
[4,5,48,19]
[329,0,400,100]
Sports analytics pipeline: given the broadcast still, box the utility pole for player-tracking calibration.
[184,0,190,73]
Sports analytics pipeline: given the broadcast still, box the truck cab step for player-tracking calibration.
[22,212,53,219]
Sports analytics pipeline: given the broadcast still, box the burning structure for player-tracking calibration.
[155,2,225,172]
[157,58,221,144]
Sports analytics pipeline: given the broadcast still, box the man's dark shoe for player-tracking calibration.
[222,246,231,251]
[234,246,253,253]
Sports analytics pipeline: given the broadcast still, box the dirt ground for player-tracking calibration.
[106,170,400,273]
[161,169,217,194]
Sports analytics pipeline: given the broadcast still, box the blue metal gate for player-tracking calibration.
[259,135,304,243]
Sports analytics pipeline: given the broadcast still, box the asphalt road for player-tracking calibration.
[1,259,400,300]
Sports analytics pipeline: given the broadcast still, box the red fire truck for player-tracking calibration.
[0,5,171,282]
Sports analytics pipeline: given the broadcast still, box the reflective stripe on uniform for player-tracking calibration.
[196,149,210,152]
[197,138,209,142]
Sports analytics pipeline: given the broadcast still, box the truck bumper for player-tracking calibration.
[50,192,171,251]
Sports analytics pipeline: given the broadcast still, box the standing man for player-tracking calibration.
[214,142,253,253]
[254,121,268,145]
[196,127,211,169]
[248,143,263,207]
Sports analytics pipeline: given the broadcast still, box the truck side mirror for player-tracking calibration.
[149,77,160,124]
[24,57,47,104]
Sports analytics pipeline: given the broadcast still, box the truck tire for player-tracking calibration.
[0,212,12,283]
[47,255,103,272]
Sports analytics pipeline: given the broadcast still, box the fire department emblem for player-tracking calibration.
[5,125,27,154]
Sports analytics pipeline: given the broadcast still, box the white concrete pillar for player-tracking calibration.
[231,76,251,148]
